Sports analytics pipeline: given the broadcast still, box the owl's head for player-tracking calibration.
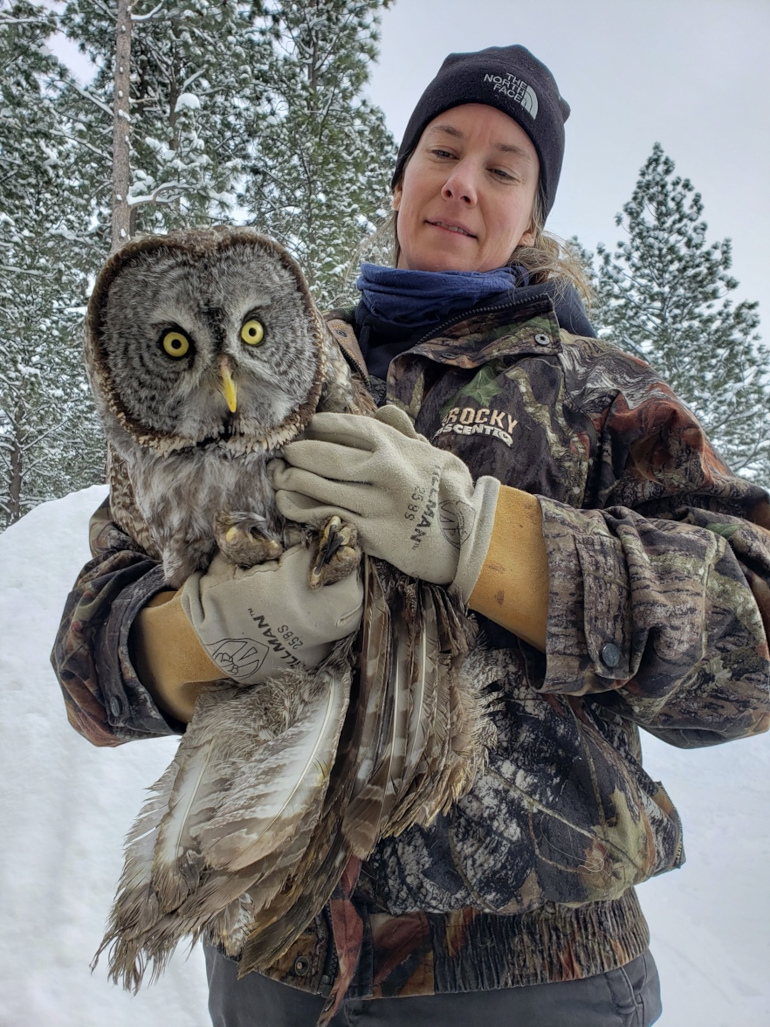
[86,228,327,455]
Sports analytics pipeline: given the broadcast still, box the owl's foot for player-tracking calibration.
[214,511,283,568]
[309,516,360,589]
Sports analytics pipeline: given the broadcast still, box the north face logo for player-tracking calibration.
[483,73,538,118]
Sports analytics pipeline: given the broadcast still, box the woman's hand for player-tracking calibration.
[269,406,500,599]
[133,545,363,723]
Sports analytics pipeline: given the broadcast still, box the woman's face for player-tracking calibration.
[393,103,539,273]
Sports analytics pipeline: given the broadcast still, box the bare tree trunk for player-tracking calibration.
[111,0,132,253]
[7,400,26,525]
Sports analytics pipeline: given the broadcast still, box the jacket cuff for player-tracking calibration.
[93,561,185,736]
[537,496,632,694]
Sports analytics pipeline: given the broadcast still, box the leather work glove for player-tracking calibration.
[180,546,363,682]
[269,406,500,603]
[133,544,363,724]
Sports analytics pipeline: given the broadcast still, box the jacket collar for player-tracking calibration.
[325,285,591,387]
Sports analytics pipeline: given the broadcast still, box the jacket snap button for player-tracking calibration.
[600,642,622,668]
[108,696,122,718]
[294,956,310,976]
[534,333,550,346]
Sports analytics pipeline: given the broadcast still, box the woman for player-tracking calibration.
[53,45,770,1027]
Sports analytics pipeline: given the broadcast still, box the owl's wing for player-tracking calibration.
[91,757,180,989]
[318,318,377,417]
[340,563,493,854]
[107,444,161,560]
[97,662,350,990]
[235,559,398,974]
[191,669,349,874]
[235,575,386,973]
[236,564,496,1012]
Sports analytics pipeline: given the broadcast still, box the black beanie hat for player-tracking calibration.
[392,45,570,219]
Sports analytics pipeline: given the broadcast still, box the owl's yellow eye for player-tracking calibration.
[240,319,264,346]
[161,330,190,358]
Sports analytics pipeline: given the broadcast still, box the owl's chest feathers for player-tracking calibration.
[130,445,280,582]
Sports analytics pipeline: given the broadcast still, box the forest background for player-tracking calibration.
[1,0,769,528]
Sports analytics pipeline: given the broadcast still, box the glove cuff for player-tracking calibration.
[452,476,502,603]
[467,485,549,650]
[132,590,222,724]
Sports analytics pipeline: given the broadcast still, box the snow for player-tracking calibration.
[174,92,202,113]
[1,487,769,1026]
[0,487,208,1027]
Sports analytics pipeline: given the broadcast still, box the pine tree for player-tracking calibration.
[61,0,270,238]
[594,143,770,485]
[60,0,395,300]
[242,0,396,307]
[0,0,103,528]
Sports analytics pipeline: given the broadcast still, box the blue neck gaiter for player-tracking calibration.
[356,262,528,329]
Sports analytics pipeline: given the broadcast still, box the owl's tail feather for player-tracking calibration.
[235,623,374,972]
[342,566,492,854]
[381,587,441,836]
[209,826,316,959]
[97,664,350,991]
[339,558,394,858]
[236,819,351,974]
[395,591,495,836]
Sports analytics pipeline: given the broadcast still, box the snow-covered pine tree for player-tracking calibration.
[0,0,103,528]
[61,0,269,237]
[241,0,396,307]
[594,143,770,486]
[62,0,395,300]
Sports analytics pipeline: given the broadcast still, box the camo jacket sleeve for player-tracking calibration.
[50,498,179,746]
[533,339,770,748]
[389,309,770,750]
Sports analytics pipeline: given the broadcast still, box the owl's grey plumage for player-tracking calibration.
[86,227,364,586]
[85,227,494,1001]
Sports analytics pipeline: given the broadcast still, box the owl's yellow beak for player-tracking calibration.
[219,359,237,413]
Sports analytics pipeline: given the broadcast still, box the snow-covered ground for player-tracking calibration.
[0,487,768,1027]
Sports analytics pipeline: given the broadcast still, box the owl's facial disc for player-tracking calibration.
[98,241,324,447]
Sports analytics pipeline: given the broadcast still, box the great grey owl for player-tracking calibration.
[85,227,493,1005]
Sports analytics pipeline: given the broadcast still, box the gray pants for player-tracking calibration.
[205,946,662,1027]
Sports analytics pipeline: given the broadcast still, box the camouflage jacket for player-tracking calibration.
[52,292,770,1002]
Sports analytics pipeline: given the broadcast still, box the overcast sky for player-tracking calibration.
[368,0,770,330]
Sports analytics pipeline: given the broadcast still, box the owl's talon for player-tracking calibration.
[214,512,283,568]
[309,516,360,588]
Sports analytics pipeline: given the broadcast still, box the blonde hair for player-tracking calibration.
[510,187,593,305]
